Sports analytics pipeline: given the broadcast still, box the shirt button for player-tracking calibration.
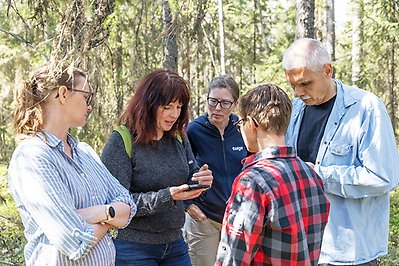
[74,231,80,237]
[317,161,320,165]
[324,141,327,144]
[80,172,85,177]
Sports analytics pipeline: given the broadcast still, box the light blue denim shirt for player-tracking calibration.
[286,79,399,265]
[8,131,137,265]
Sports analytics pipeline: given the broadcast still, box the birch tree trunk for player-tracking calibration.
[351,0,362,84]
[325,0,335,61]
[325,0,335,77]
[162,0,178,72]
[295,0,315,39]
[217,0,226,74]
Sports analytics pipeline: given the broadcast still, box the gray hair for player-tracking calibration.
[208,75,240,101]
[282,38,331,72]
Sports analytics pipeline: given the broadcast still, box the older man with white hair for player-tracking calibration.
[284,38,399,266]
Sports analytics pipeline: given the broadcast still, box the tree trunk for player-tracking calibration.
[295,0,315,39]
[388,39,396,135]
[351,0,362,85]
[325,0,335,77]
[253,0,257,84]
[115,26,124,115]
[217,0,226,74]
[255,0,270,55]
[52,0,115,62]
[162,0,178,72]
[202,25,219,75]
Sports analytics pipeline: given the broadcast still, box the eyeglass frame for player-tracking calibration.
[55,87,94,106]
[234,116,259,132]
[207,97,235,109]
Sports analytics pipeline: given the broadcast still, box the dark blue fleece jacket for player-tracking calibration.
[185,113,247,223]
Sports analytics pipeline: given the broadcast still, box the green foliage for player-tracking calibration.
[379,189,399,265]
[0,164,25,265]
[1,0,399,264]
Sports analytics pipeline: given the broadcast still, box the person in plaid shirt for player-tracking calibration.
[215,84,330,266]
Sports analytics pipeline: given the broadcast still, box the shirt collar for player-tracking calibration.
[36,131,79,149]
[242,146,296,169]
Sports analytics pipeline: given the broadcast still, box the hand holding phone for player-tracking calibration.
[186,184,210,191]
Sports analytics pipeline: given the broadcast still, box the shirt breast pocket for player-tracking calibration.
[326,143,354,165]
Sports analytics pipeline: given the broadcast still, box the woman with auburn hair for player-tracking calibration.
[8,62,136,265]
[101,69,213,266]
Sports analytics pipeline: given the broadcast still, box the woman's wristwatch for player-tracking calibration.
[100,205,115,225]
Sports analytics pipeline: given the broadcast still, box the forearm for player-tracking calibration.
[77,205,108,224]
[318,165,392,198]
[77,202,131,228]
[133,188,176,217]
[106,202,130,228]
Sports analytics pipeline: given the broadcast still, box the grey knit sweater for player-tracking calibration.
[101,131,198,244]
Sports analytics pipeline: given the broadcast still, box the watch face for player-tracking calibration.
[109,206,116,218]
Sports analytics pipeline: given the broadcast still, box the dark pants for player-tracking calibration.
[319,258,378,266]
[114,237,192,266]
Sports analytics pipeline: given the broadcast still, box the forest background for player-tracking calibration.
[0,0,398,265]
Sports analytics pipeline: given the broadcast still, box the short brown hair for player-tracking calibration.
[118,69,190,144]
[238,84,292,135]
[208,75,240,101]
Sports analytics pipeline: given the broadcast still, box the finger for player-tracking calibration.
[178,184,190,191]
[199,164,208,171]
[192,170,212,178]
[193,176,213,183]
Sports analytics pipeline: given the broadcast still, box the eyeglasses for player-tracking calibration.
[234,116,259,132]
[55,88,94,106]
[72,88,94,106]
[234,118,245,132]
[207,97,234,109]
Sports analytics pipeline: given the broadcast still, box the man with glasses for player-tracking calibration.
[216,84,330,266]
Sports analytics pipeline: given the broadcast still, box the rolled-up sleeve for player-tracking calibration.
[9,148,97,260]
[317,99,399,198]
[80,141,137,228]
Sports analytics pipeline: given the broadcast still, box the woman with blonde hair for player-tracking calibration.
[8,62,136,265]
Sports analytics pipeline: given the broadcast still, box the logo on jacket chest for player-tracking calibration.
[232,146,244,152]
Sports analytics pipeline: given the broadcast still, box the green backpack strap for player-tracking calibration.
[114,125,132,158]
[114,126,181,158]
[175,133,183,144]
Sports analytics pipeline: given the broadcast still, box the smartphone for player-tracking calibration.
[187,184,210,191]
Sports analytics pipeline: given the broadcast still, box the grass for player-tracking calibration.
[0,164,25,265]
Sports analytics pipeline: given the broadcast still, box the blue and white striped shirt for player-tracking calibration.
[8,131,136,265]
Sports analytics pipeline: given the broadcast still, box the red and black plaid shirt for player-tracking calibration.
[215,146,330,266]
